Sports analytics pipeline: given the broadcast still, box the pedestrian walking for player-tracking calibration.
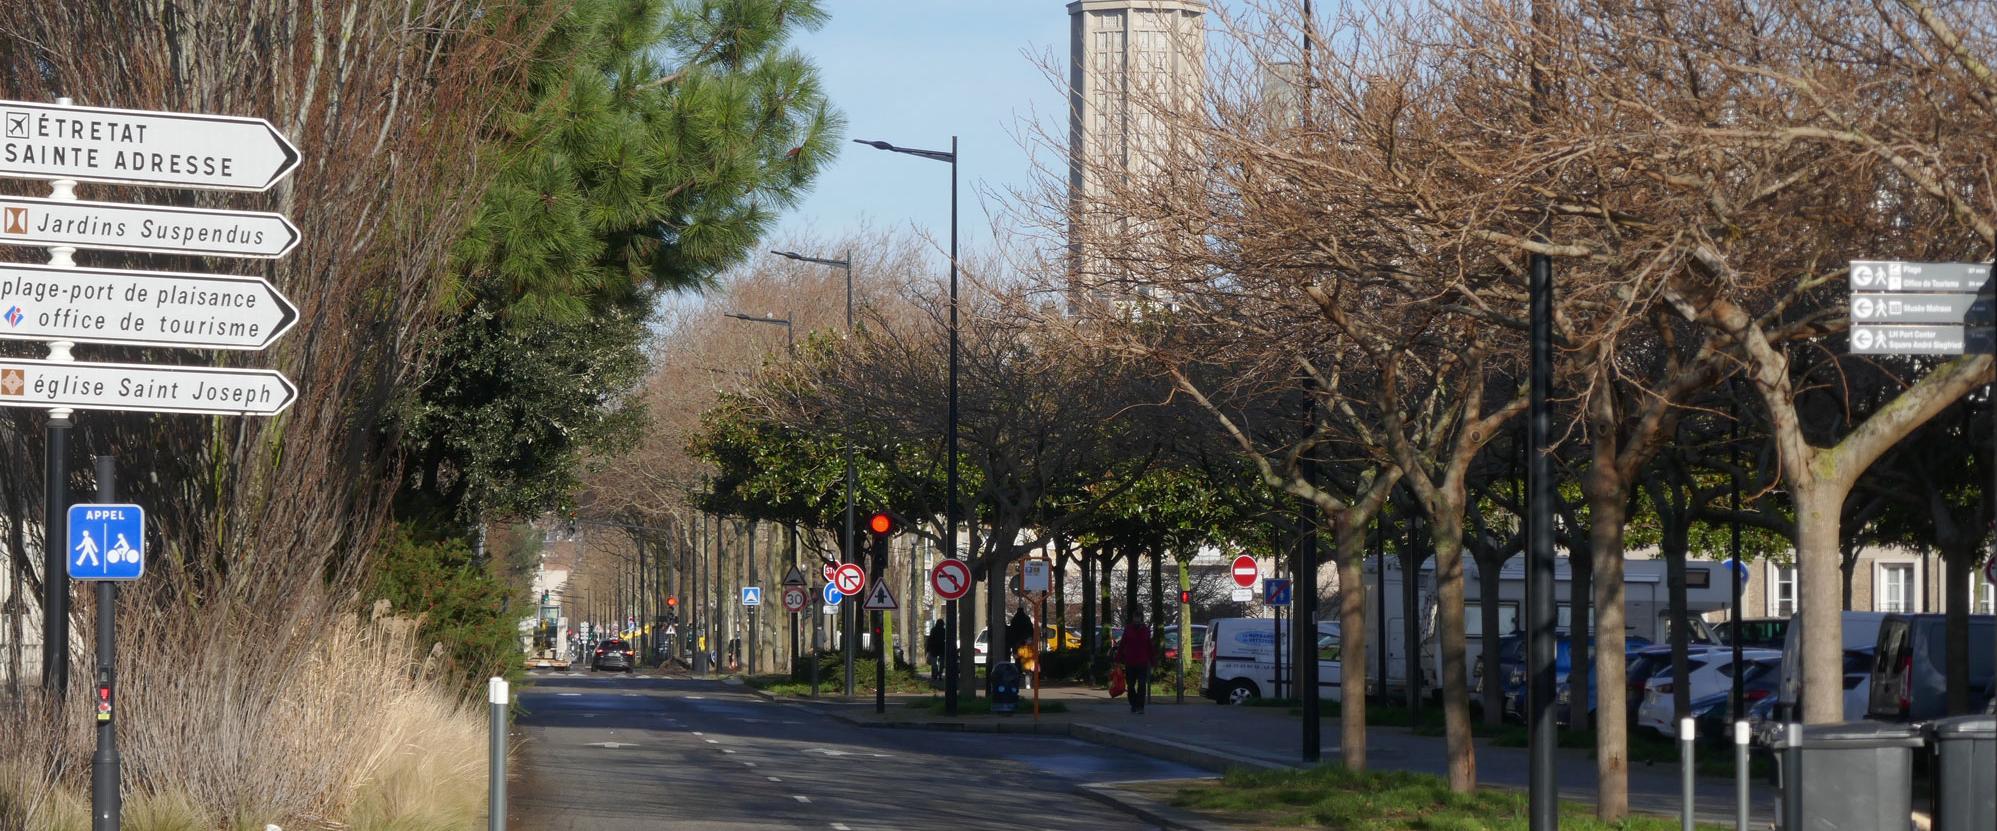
[1114,609,1154,714]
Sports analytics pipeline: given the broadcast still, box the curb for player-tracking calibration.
[1074,781,1233,831]
[1071,723,1286,773]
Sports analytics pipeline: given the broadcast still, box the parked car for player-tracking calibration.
[1749,649,1877,748]
[1200,618,1342,705]
[1713,618,1789,649]
[1776,611,1888,722]
[1866,613,1997,722]
[1041,625,1083,651]
[1500,636,1657,722]
[1636,648,1782,737]
[591,638,635,672]
[1687,655,1783,742]
[1161,624,1208,664]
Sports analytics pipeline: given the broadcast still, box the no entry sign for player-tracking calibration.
[1231,554,1260,588]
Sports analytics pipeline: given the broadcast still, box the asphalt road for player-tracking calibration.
[510,671,1206,830]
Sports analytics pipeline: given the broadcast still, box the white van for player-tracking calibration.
[1199,617,1342,705]
[1776,611,1887,721]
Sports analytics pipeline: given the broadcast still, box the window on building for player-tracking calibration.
[1878,564,1914,613]
[1464,602,1520,638]
[1772,565,1797,618]
[1977,573,1995,615]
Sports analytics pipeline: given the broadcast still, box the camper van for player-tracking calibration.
[1362,556,1730,700]
[1200,617,1342,705]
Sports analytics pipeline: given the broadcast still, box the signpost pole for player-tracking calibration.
[90,455,119,831]
[39,97,77,698]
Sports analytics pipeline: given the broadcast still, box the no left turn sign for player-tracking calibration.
[931,559,972,601]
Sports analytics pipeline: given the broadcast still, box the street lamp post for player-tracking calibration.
[855,136,959,715]
[723,311,794,677]
[771,250,854,698]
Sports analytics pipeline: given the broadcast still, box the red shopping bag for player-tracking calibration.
[1108,664,1127,698]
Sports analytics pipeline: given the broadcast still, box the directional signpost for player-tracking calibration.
[67,503,142,581]
[0,99,300,191]
[0,196,299,258]
[1848,261,1994,357]
[0,262,297,350]
[1,95,308,831]
[0,358,296,416]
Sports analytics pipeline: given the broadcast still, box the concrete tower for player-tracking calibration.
[1067,1,1206,290]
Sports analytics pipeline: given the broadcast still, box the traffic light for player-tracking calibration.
[865,510,900,538]
[1179,589,1192,604]
[666,595,678,607]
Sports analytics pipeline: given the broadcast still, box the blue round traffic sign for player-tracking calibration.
[822,582,844,605]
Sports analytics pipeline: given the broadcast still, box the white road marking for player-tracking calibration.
[705,739,719,744]
[721,749,736,754]
[581,714,598,718]
[691,731,704,736]
[792,795,812,803]
[558,693,581,697]
[585,742,637,749]
[685,695,706,700]
[831,823,852,830]
[742,761,758,767]
[767,775,783,782]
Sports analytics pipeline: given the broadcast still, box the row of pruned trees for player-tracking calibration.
[1039,0,1995,818]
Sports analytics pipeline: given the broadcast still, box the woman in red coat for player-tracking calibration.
[1114,610,1154,714]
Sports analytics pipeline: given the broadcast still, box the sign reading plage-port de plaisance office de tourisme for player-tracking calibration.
[0,262,298,350]
[0,99,300,191]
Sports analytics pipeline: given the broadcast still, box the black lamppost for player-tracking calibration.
[854,136,961,715]
[771,250,853,699]
[724,312,793,677]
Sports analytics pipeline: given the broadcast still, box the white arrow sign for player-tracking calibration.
[0,99,300,191]
[0,358,296,416]
[0,262,297,350]
[0,195,298,258]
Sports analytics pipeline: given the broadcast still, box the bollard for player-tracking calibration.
[488,677,507,831]
[1679,717,1696,831]
[1733,721,1749,831]
[1780,723,1802,831]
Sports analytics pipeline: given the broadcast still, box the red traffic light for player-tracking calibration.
[1179,590,1192,604]
[666,596,678,607]
[866,511,898,537]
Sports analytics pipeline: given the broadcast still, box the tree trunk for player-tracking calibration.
[1795,483,1849,722]
[1401,519,1424,714]
[1334,519,1370,770]
[1150,546,1164,637]
[959,570,981,698]
[1666,525,1691,722]
[1478,554,1505,728]
[1568,546,1592,732]
[1082,548,1098,670]
[1055,545,1069,652]
[1429,509,1477,794]
[1125,546,1140,621]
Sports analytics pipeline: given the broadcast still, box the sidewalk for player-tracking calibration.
[752,683,1778,827]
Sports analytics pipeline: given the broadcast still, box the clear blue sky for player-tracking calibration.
[773,2,1075,258]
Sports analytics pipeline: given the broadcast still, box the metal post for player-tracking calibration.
[874,534,886,714]
[945,137,961,715]
[1733,721,1750,831]
[1679,717,1695,831]
[715,515,726,673]
[40,96,79,697]
[488,677,507,831]
[1781,723,1802,831]
[1299,415,1320,759]
[1730,393,1743,714]
[90,456,118,831]
[1527,246,1558,831]
[1375,519,1386,698]
[748,521,757,675]
[41,412,69,694]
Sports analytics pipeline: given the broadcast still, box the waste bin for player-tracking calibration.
[1777,721,1923,831]
[1925,715,1995,831]
[989,662,1022,713]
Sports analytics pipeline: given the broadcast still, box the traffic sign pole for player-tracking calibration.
[39,97,77,703]
[89,455,120,831]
